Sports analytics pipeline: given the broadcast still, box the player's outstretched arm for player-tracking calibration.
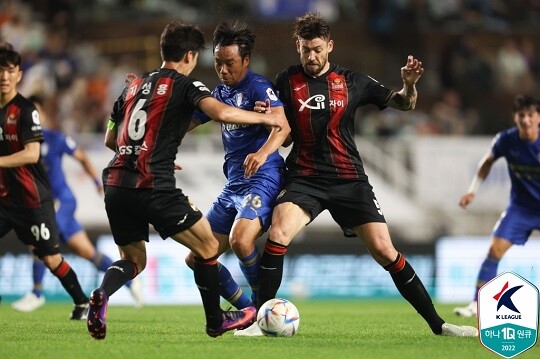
[387,55,424,111]
[459,150,495,209]
[0,141,40,168]
[243,106,290,178]
[198,97,289,132]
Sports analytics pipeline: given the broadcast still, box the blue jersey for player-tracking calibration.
[41,129,83,241]
[41,129,77,198]
[194,69,285,183]
[491,127,540,211]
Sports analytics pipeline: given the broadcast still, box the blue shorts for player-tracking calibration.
[55,190,83,243]
[492,203,540,245]
[206,170,282,235]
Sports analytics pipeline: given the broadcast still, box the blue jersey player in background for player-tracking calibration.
[183,21,289,315]
[11,96,142,312]
[454,94,540,317]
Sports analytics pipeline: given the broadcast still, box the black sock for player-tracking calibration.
[52,258,88,305]
[101,260,137,297]
[385,253,444,334]
[257,239,287,309]
[194,256,222,329]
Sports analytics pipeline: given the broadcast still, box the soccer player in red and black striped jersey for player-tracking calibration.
[87,21,288,340]
[0,43,89,320]
[240,13,478,337]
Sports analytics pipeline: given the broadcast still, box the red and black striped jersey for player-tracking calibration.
[0,93,50,208]
[103,68,212,189]
[276,64,393,180]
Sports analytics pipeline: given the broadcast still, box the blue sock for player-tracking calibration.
[32,259,46,297]
[239,248,260,303]
[474,255,500,301]
[217,262,253,309]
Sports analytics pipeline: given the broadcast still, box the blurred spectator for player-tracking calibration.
[430,89,479,135]
[495,37,532,93]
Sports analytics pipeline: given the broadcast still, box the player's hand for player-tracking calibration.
[174,163,183,171]
[459,193,475,208]
[401,55,424,85]
[254,99,272,114]
[243,151,268,178]
[125,72,138,86]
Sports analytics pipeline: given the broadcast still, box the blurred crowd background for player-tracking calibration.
[1,0,539,141]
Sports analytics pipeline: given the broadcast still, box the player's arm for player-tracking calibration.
[104,119,117,151]
[243,105,290,178]
[254,99,293,147]
[0,141,40,167]
[72,147,103,194]
[459,149,495,209]
[197,97,289,132]
[386,55,424,111]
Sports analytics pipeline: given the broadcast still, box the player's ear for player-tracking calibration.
[327,39,334,53]
[295,40,301,54]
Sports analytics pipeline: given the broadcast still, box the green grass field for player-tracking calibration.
[0,300,537,359]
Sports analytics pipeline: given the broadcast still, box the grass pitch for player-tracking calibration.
[0,299,537,359]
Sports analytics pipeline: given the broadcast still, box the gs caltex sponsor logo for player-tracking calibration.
[478,271,539,358]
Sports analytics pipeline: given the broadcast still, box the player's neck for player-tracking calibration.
[162,61,190,76]
[0,91,17,107]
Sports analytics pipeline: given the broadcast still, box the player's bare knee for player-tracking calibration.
[185,252,195,269]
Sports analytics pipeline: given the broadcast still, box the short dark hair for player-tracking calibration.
[513,94,540,113]
[292,12,330,41]
[160,20,206,62]
[212,21,255,59]
[0,41,21,68]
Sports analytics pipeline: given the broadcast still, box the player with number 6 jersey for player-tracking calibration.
[89,20,288,340]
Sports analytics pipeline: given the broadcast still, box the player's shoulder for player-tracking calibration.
[13,93,36,109]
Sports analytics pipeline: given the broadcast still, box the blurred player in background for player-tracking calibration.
[236,12,478,337]
[11,95,143,313]
[183,21,289,311]
[87,20,287,339]
[0,42,89,320]
[454,94,540,317]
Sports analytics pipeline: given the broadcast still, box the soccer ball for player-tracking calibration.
[257,298,300,337]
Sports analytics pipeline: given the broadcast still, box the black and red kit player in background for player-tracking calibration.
[0,42,89,320]
[87,20,289,340]
[237,12,478,337]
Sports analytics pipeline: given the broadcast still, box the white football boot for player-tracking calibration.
[453,301,477,317]
[11,292,45,312]
[234,322,264,336]
[441,323,479,337]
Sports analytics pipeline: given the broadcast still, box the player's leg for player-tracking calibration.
[355,222,476,336]
[455,205,532,317]
[172,217,256,337]
[229,218,263,305]
[258,201,310,308]
[13,203,89,319]
[11,248,47,312]
[185,234,253,309]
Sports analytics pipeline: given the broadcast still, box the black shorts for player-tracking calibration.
[104,186,203,246]
[276,177,386,237]
[0,199,60,258]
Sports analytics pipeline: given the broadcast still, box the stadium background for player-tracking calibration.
[1,0,539,305]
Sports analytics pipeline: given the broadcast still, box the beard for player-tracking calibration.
[302,59,326,77]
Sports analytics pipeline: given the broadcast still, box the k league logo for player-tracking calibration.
[478,271,538,358]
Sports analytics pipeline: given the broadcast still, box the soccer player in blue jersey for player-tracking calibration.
[0,43,89,320]
[454,94,540,317]
[183,21,289,316]
[237,12,477,337]
[11,96,143,313]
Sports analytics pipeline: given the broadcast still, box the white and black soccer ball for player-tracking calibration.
[257,298,300,337]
